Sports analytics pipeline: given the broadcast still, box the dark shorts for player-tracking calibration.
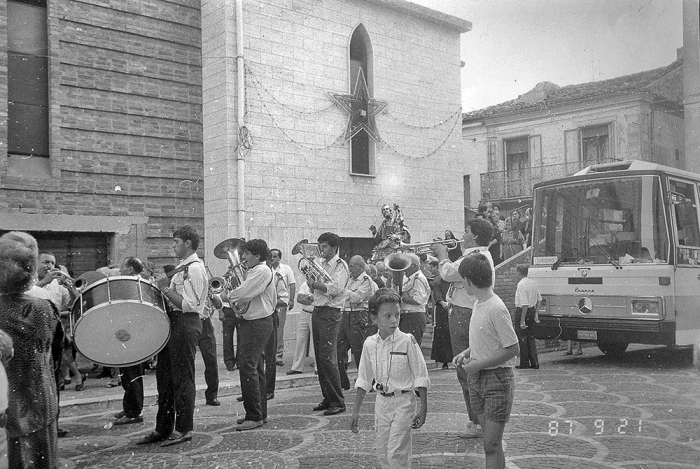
[468,367,514,424]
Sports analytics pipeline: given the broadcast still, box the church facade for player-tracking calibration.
[201,0,470,271]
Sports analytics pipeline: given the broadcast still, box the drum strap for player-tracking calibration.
[174,261,204,306]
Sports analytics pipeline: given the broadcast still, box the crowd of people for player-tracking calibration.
[0,211,546,468]
[474,202,533,266]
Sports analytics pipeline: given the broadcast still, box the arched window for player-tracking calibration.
[349,25,373,175]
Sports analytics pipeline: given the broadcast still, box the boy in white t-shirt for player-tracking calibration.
[350,288,430,469]
[453,253,519,469]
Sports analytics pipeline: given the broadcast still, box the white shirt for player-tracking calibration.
[343,272,376,311]
[356,329,430,394]
[311,254,349,309]
[170,253,208,316]
[228,263,276,320]
[469,295,519,369]
[297,282,314,313]
[439,246,494,308]
[401,270,430,313]
[40,279,71,311]
[514,277,542,309]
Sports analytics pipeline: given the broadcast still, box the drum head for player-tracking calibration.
[73,301,170,367]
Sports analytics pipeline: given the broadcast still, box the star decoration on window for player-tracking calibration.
[330,68,388,143]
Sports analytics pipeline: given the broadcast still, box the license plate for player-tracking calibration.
[577,330,597,340]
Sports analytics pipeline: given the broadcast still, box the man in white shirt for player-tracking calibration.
[268,249,296,366]
[287,281,316,375]
[433,217,495,438]
[337,255,376,390]
[138,225,206,447]
[398,253,430,346]
[514,264,542,369]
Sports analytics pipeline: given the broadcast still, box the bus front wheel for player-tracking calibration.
[597,341,629,356]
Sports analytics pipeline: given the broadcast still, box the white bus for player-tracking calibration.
[530,160,700,355]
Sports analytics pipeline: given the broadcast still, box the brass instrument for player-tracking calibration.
[208,276,228,295]
[385,252,411,296]
[398,237,464,255]
[292,239,332,283]
[213,238,249,315]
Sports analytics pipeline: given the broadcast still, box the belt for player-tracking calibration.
[171,310,200,316]
[379,390,412,397]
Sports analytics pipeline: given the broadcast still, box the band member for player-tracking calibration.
[308,232,349,416]
[264,257,289,401]
[337,255,376,390]
[112,257,146,425]
[137,225,206,447]
[268,249,295,366]
[398,253,430,346]
[433,217,494,439]
[227,239,276,431]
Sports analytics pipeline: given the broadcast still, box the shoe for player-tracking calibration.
[90,364,100,372]
[237,417,267,424]
[236,396,244,402]
[574,350,583,356]
[226,365,237,371]
[136,431,167,445]
[286,370,302,375]
[160,431,192,447]
[515,365,529,369]
[206,399,221,406]
[113,416,144,426]
[75,375,87,391]
[114,411,125,419]
[532,364,540,369]
[313,402,330,412]
[458,422,483,438]
[59,383,65,391]
[266,393,274,401]
[442,363,449,370]
[57,428,69,438]
[323,406,346,416]
[63,378,72,385]
[276,360,284,366]
[106,380,121,388]
[563,351,573,356]
[236,420,263,431]
[341,385,350,391]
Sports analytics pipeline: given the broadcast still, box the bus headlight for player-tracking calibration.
[630,298,663,317]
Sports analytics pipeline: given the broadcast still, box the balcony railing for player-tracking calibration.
[480,159,618,201]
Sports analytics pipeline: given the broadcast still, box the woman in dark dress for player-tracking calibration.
[0,239,60,469]
[428,259,453,368]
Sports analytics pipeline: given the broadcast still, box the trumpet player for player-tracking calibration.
[308,232,349,416]
[226,239,276,431]
[398,253,431,346]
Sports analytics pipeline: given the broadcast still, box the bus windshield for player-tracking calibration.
[532,175,669,266]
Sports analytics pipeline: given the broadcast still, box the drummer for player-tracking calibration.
[110,257,147,425]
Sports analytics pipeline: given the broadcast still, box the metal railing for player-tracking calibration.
[480,159,618,201]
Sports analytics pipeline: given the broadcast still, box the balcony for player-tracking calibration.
[480,159,618,201]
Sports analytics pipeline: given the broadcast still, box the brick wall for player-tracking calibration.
[0,0,204,268]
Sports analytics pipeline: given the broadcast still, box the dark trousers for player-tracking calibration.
[119,363,144,418]
[199,317,219,402]
[221,307,238,370]
[399,310,427,346]
[449,305,478,424]
[312,306,345,408]
[155,312,202,435]
[337,310,368,390]
[264,310,280,394]
[238,314,273,422]
[515,307,539,367]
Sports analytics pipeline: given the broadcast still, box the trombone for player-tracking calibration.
[292,239,332,283]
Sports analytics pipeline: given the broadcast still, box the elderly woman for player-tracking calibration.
[0,238,60,468]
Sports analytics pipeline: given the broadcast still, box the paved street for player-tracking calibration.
[56,345,700,468]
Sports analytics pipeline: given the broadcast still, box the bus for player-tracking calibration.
[530,160,700,355]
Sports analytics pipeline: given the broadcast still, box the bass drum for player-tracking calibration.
[71,276,170,367]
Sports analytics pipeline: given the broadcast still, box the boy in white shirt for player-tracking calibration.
[453,253,519,469]
[514,264,541,369]
[350,288,430,469]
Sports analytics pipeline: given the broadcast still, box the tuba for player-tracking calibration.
[385,252,411,297]
[213,238,249,315]
[292,239,332,283]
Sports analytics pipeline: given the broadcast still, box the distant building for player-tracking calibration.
[462,57,685,216]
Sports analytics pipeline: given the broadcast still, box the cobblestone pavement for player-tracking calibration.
[56,346,700,468]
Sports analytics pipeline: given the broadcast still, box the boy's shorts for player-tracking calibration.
[468,367,514,424]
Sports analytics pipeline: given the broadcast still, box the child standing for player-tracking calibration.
[350,288,430,469]
[453,253,519,469]
[514,264,541,369]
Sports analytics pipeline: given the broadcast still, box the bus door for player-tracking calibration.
[668,178,700,346]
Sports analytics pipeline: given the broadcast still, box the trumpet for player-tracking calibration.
[399,238,463,255]
[292,238,332,283]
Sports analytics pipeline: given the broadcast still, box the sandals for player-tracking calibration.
[105,380,121,388]
[75,375,87,391]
